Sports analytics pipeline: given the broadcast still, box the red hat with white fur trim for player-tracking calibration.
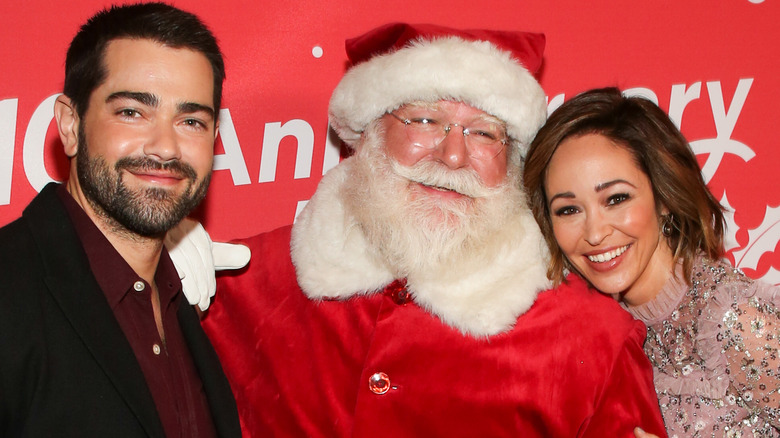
[328,22,547,157]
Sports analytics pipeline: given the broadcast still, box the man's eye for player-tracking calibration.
[409,117,437,126]
[118,108,139,118]
[184,118,206,129]
[470,129,497,140]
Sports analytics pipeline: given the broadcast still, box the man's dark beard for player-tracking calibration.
[76,125,210,237]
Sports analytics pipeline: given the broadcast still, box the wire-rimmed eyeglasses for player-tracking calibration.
[388,109,508,160]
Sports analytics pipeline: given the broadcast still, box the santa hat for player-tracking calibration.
[328,22,548,155]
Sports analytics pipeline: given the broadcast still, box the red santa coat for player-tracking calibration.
[203,225,667,437]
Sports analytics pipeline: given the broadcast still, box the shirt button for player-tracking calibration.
[368,372,390,395]
[152,344,161,355]
[133,281,145,292]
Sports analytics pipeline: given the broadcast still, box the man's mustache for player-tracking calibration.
[114,156,197,181]
[392,160,502,199]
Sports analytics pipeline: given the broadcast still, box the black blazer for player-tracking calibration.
[0,184,240,437]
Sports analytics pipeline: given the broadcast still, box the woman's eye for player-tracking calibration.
[607,193,630,205]
[553,206,579,216]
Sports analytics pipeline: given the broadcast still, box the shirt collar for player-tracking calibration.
[56,185,181,309]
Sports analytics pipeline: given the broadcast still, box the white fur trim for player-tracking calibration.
[291,160,395,297]
[328,37,547,156]
[291,160,552,337]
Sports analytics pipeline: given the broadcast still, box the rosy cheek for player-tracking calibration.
[482,162,507,187]
[621,205,656,234]
[469,151,508,187]
[386,142,428,167]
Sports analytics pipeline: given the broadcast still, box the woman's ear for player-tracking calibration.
[54,95,79,158]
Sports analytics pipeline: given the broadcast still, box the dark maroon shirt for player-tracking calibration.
[57,186,217,438]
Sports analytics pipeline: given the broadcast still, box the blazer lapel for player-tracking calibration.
[24,184,165,438]
[178,303,241,437]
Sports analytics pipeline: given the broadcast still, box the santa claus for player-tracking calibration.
[173,22,668,438]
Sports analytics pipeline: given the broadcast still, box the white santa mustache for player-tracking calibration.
[390,159,503,199]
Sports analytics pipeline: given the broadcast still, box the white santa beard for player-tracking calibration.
[342,124,525,278]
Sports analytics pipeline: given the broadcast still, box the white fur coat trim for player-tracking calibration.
[291,163,550,337]
[291,161,552,337]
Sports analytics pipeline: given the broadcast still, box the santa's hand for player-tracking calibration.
[212,240,252,271]
[165,218,251,311]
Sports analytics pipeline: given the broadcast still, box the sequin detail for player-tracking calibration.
[626,257,780,437]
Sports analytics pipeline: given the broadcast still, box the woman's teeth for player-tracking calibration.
[588,245,628,263]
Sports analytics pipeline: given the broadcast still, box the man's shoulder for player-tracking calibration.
[0,214,27,235]
[527,274,641,333]
[0,215,35,258]
[0,217,47,322]
[0,184,62,244]
[0,185,82,290]
[218,224,296,286]
[0,185,68,263]
[236,224,293,249]
[538,273,622,305]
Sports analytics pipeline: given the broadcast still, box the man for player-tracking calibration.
[200,23,667,437]
[0,3,240,437]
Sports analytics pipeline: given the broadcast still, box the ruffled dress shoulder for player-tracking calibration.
[626,256,780,437]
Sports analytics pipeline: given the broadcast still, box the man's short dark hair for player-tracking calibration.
[64,2,225,119]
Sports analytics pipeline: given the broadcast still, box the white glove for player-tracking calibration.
[165,218,251,311]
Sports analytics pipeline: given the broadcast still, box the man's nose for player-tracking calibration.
[432,124,469,169]
[144,121,182,162]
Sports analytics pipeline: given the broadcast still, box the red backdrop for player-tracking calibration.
[1,0,778,284]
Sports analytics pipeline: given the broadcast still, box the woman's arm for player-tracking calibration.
[722,288,780,430]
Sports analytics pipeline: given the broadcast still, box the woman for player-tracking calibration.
[523,87,779,437]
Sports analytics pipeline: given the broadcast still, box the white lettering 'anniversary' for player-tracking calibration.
[2,79,758,206]
[0,78,777,284]
[547,78,756,183]
[0,75,765,237]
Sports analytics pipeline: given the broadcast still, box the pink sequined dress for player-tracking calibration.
[626,256,780,437]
